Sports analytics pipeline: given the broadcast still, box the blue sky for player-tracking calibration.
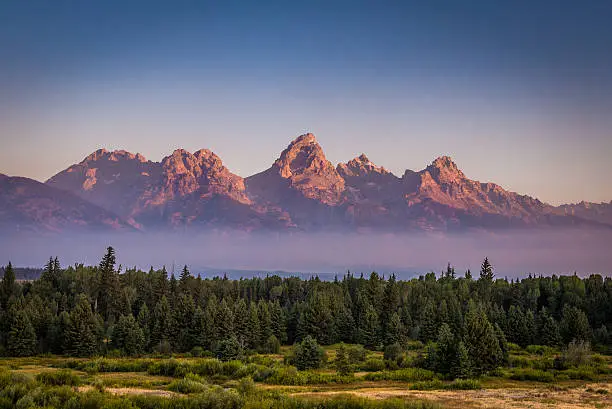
[1,0,611,205]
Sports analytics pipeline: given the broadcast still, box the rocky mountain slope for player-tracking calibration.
[2,133,607,233]
[0,173,132,233]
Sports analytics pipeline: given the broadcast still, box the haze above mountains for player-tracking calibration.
[2,133,611,234]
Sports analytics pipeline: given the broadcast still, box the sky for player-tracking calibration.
[1,0,611,205]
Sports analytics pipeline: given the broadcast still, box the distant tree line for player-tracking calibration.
[0,248,610,375]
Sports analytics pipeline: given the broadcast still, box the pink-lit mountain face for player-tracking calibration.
[2,133,608,233]
[0,173,133,233]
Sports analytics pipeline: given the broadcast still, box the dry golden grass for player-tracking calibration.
[290,383,612,409]
[79,385,178,397]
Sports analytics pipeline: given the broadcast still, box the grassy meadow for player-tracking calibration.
[0,343,609,409]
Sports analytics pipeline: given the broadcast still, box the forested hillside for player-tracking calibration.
[0,248,610,375]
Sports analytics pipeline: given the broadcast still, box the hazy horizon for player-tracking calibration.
[2,230,611,279]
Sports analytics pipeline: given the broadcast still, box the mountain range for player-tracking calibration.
[2,133,611,233]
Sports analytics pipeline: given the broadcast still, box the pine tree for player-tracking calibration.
[215,298,235,342]
[480,257,494,281]
[179,265,191,294]
[269,300,287,343]
[334,305,356,344]
[451,341,472,379]
[538,309,561,346]
[67,294,100,356]
[112,314,145,355]
[258,300,272,346]
[297,294,334,344]
[463,301,503,375]
[215,335,243,361]
[7,309,37,357]
[137,303,151,349]
[151,296,172,352]
[335,343,352,375]
[1,262,16,309]
[384,311,404,346]
[263,334,281,354]
[233,298,249,347]
[435,323,456,375]
[189,306,207,349]
[97,247,120,321]
[359,303,381,349]
[560,306,591,343]
[293,335,325,370]
[246,301,261,349]
[419,300,438,342]
[173,294,195,351]
[507,305,529,347]
[494,323,509,365]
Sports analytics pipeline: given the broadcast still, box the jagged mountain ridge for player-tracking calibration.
[0,174,133,233]
[4,133,607,233]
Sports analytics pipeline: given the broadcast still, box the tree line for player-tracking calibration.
[1,248,610,374]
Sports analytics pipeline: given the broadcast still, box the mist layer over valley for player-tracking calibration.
[2,229,611,278]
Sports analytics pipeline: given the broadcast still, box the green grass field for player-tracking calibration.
[0,343,610,409]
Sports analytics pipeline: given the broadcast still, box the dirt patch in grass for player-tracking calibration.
[290,383,612,409]
[79,385,178,398]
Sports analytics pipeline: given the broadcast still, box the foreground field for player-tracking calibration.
[1,344,610,409]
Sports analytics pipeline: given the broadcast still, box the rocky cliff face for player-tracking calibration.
[247,133,345,205]
[30,133,611,233]
[555,201,612,226]
[46,149,159,223]
[0,174,132,232]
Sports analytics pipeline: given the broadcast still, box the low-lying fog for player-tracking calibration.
[1,229,611,279]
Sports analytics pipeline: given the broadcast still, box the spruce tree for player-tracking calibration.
[269,300,287,343]
[334,343,352,375]
[189,306,207,349]
[419,300,438,342]
[538,309,561,346]
[137,303,151,349]
[384,311,404,346]
[480,257,494,281]
[112,314,145,355]
[67,294,100,356]
[7,309,37,357]
[151,296,172,352]
[451,341,472,379]
[560,306,591,343]
[97,247,120,321]
[359,303,381,349]
[233,298,249,347]
[293,335,325,370]
[0,262,16,309]
[435,323,456,375]
[246,301,261,349]
[463,301,503,375]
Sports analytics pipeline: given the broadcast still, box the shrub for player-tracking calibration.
[262,335,281,354]
[562,366,598,381]
[191,347,204,357]
[168,373,208,394]
[364,368,436,382]
[35,370,81,386]
[237,376,256,395]
[445,379,481,390]
[346,345,367,363]
[359,358,386,372]
[384,343,405,367]
[562,340,592,368]
[406,340,424,350]
[525,345,556,356]
[508,368,555,382]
